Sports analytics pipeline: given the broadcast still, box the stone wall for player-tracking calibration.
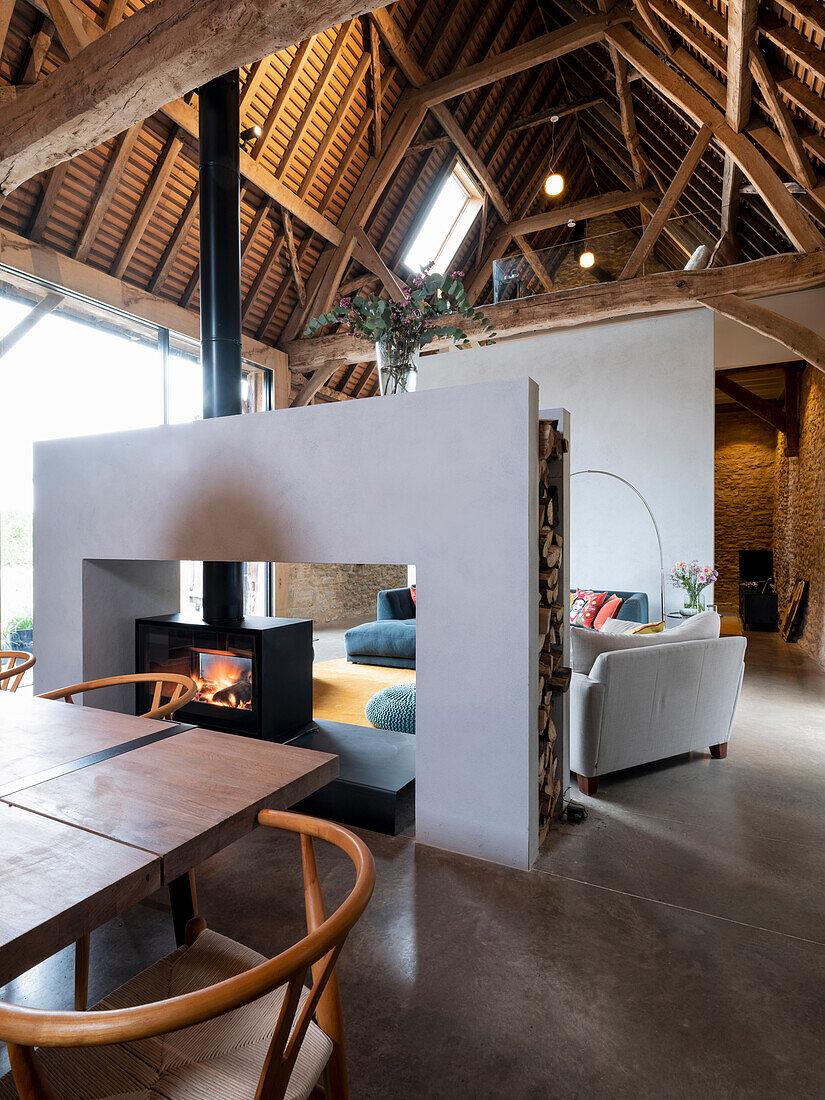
[714,405,778,608]
[286,563,408,625]
[773,367,825,667]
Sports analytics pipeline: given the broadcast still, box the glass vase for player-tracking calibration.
[375,337,420,396]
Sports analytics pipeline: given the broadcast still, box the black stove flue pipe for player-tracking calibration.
[200,71,244,624]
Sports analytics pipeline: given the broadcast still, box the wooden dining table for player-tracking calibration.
[0,691,338,988]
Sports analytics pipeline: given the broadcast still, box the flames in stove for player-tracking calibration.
[193,651,252,709]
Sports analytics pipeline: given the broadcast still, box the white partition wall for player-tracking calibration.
[34,378,540,869]
[420,311,715,615]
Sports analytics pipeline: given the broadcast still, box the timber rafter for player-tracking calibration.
[0,0,821,402]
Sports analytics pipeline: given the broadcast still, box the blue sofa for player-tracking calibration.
[570,589,649,625]
[345,587,416,668]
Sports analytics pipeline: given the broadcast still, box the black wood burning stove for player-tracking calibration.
[136,614,312,741]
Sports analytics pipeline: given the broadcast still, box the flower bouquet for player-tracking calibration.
[670,560,718,614]
[304,268,495,395]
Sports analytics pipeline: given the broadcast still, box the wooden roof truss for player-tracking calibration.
[0,0,821,403]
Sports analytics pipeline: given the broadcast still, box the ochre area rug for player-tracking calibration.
[313,658,415,726]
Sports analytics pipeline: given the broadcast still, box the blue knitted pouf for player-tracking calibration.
[365,683,416,734]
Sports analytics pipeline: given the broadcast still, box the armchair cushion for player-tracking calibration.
[377,587,416,620]
[572,611,721,674]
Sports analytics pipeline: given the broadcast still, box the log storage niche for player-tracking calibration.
[538,416,571,845]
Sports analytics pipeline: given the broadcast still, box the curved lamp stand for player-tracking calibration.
[571,469,665,622]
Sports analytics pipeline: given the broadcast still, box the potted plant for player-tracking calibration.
[5,613,33,651]
[670,561,718,615]
[304,269,495,395]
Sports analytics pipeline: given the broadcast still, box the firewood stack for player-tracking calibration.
[538,419,570,843]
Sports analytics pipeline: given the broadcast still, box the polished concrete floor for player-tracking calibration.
[2,631,824,1097]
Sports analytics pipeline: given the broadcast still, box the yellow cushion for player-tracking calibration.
[628,621,665,635]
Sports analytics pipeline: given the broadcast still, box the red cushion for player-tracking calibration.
[594,594,624,630]
[570,589,607,628]
[410,585,416,605]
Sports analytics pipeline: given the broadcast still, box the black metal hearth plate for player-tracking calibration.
[289,720,415,837]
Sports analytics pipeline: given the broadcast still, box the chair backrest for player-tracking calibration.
[0,651,35,693]
[590,636,747,775]
[38,672,197,720]
[0,810,375,1100]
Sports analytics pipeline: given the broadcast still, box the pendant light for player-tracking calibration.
[579,251,595,268]
[544,115,565,197]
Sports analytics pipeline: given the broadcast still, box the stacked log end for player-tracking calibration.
[538,419,570,845]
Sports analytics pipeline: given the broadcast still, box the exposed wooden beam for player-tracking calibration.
[257,232,315,341]
[700,293,825,373]
[291,360,348,407]
[748,47,816,190]
[112,127,183,279]
[0,292,63,358]
[353,227,406,300]
[411,11,626,107]
[23,25,54,84]
[404,134,451,157]
[715,371,787,432]
[368,16,382,157]
[29,161,70,242]
[0,0,15,59]
[721,0,758,235]
[501,187,656,240]
[161,96,382,277]
[620,123,713,279]
[0,0,389,194]
[44,0,90,58]
[0,226,286,371]
[74,124,141,262]
[773,0,825,38]
[286,250,825,370]
[726,0,758,132]
[631,0,673,56]
[282,210,306,306]
[102,0,130,32]
[604,23,825,251]
[510,95,605,133]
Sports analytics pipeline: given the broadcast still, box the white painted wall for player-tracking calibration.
[420,310,715,618]
[34,379,539,869]
[714,287,825,368]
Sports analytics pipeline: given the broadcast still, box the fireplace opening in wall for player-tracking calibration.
[135,613,312,741]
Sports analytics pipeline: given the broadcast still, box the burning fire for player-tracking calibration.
[193,653,252,709]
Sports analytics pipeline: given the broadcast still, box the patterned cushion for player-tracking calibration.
[365,683,416,734]
[569,589,607,628]
[0,930,332,1100]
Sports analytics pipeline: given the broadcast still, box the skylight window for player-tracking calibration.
[404,163,483,274]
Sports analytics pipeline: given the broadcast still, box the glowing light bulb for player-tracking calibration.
[579,251,595,269]
[544,173,564,197]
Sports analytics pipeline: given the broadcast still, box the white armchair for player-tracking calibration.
[570,635,747,795]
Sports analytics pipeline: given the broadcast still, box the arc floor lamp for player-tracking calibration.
[570,469,666,622]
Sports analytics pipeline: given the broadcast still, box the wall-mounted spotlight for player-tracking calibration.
[240,124,262,148]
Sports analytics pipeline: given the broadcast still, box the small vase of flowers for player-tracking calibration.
[304,269,495,395]
[670,560,718,615]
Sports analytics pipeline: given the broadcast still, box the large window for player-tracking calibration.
[0,276,274,663]
[404,163,483,275]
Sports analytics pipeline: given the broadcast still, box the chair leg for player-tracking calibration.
[577,774,598,796]
[709,742,728,759]
[74,934,90,1011]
